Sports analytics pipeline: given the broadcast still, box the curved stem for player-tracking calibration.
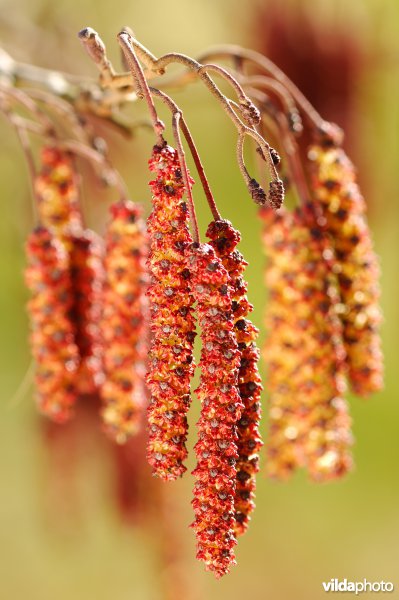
[0,101,40,220]
[196,45,326,132]
[179,116,220,221]
[241,74,302,133]
[249,87,310,205]
[197,63,260,127]
[120,39,279,183]
[0,85,56,135]
[118,31,165,145]
[24,87,92,144]
[1,86,129,203]
[236,133,250,185]
[24,87,128,192]
[59,139,129,201]
[172,112,200,243]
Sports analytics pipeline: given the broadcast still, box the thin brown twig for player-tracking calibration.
[59,139,129,201]
[179,117,220,221]
[149,84,219,221]
[249,87,310,205]
[118,31,165,145]
[23,86,96,148]
[172,112,200,243]
[0,84,56,135]
[240,74,302,133]
[196,45,327,133]
[120,38,279,185]
[0,100,40,220]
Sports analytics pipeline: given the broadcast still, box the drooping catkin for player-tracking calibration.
[260,205,353,481]
[33,145,104,395]
[69,229,105,396]
[34,147,82,237]
[25,226,79,422]
[146,143,196,480]
[206,220,262,536]
[308,134,383,396]
[101,200,148,443]
[190,242,243,578]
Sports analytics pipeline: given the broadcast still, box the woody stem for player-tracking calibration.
[196,45,327,132]
[250,87,310,205]
[118,32,165,146]
[179,117,221,221]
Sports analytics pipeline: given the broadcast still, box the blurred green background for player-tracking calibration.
[1,0,398,598]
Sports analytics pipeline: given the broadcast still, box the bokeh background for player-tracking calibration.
[1,0,398,598]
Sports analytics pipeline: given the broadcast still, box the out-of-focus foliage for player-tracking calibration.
[1,0,398,598]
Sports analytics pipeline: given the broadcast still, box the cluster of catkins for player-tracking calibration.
[24,124,382,578]
[260,125,383,481]
[145,143,262,576]
[25,146,148,436]
[25,142,261,577]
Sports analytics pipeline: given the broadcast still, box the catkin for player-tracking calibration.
[101,200,148,443]
[69,229,105,396]
[25,226,79,422]
[308,136,383,396]
[35,147,82,237]
[146,143,196,480]
[190,242,243,578]
[206,220,262,536]
[261,205,353,481]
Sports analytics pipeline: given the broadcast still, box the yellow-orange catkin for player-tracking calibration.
[260,204,353,482]
[25,226,79,422]
[34,146,82,237]
[101,200,148,443]
[206,220,262,536]
[308,131,383,396]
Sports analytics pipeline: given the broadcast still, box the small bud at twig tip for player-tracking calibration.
[78,27,107,67]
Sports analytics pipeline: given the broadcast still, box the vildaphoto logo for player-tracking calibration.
[322,579,394,594]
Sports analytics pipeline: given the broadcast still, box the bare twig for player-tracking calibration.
[118,30,165,145]
[196,45,327,133]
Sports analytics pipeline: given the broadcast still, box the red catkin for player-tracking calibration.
[206,220,262,536]
[25,226,79,422]
[190,242,243,578]
[101,200,148,443]
[34,146,104,396]
[69,229,105,396]
[146,143,196,480]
